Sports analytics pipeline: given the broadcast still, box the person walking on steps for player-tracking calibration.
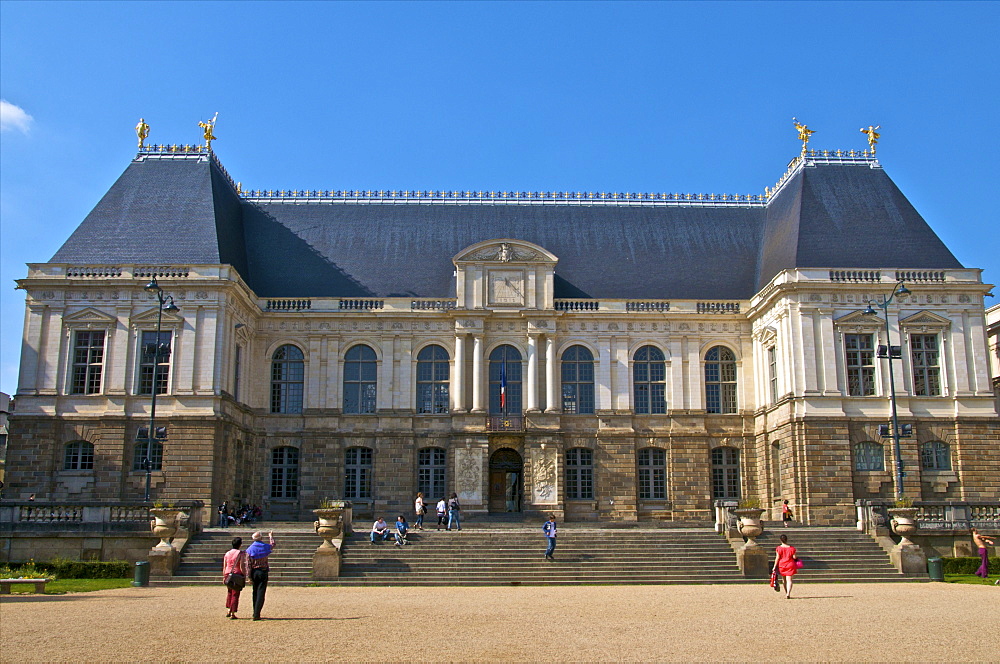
[772,534,799,599]
[414,492,427,530]
[447,492,461,531]
[435,497,447,530]
[246,531,275,621]
[542,514,557,561]
[970,527,995,581]
[782,499,794,528]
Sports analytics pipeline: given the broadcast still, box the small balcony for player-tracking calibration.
[486,415,524,432]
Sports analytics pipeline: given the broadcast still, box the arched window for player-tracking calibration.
[489,345,522,415]
[921,441,951,471]
[416,345,450,414]
[711,447,740,499]
[418,447,446,499]
[565,448,594,499]
[854,441,885,471]
[270,446,299,498]
[345,446,373,498]
[343,345,377,414]
[64,441,94,470]
[637,447,666,500]
[132,440,163,471]
[270,345,304,414]
[561,346,595,414]
[633,346,666,414]
[705,346,737,414]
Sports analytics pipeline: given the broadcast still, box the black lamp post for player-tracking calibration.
[864,280,911,502]
[141,277,178,502]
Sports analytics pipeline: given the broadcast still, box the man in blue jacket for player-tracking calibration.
[246,531,275,621]
[542,514,557,561]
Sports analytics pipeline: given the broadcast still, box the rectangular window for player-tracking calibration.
[845,334,875,396]
[71,331,106,394]
[910,334,941,396]
[768,346,778,404]
[565,448,594,499]
[138,331,172,395]
[233,345,242,402]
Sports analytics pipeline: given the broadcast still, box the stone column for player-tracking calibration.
[471,335,485,413]
[526,334,539,412]
[544,336,558,412]
[453,334,467,412]
[597,335,612,410]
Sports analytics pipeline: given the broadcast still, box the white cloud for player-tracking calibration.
[0,99,34,134]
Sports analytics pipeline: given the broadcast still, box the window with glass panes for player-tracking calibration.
[343,345,377,414]
[561,346,595,414]
[565,448,594,499]
[637,448,666,499]
[845,334,875,396]
[138,331,172,395]
[633,346,666,414]
[71,331,105,394]
[768,346,778,404]
[711,447,740,499]
[233,345,242,402]
[345,446,373,498]
[921,441,950,470]
[770,443,780,496]
[854,441,885,471]
[416,345,450,414]
[489,345,522,414]
[270,446,299,498]
[417,447,446,499]
[270,345,304,413]
[910,334,941,396]
[132,440,163,471]
[64,441,94,470]
[705,346,737,413]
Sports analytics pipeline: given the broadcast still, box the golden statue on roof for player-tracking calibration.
[860,125,881,153]
[792,118,815,155]
[135,118,150,149]
[198,112,218,149]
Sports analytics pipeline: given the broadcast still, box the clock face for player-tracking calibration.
[489,270,524,306]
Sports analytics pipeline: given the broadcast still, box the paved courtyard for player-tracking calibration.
[1,582,995,662]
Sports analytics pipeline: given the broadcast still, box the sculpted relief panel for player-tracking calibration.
[455,447,483,504]
[531,448,558,505]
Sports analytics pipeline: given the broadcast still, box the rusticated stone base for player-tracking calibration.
[312,546,341,580]
[736,543,770,579]
[148,547,180,577]
[890,543,927,576]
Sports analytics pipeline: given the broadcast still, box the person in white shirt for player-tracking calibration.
[414,492,427,530]
[435,498,447,530]
[370,517,391,544]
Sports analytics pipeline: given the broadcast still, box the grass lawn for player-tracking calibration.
[943,574,999,586]
[5,578,134,594]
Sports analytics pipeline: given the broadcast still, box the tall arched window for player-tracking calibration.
[565,448,594,499]
[489,345,522,414]
[345,446,373,498]
[133,440,163,471]
[921,441,951,470]
[417,447,446,499]
[64,441,94,470]
[638,447,666,499]
[705,346,737,414]
[416,345,450,414]
[854,441,885,471]
[711,447,740,499]
[270,446,300,498]
[633,346,666,414]
[271,345,304,414]
[561,346,595,414]
[343,345,377,414]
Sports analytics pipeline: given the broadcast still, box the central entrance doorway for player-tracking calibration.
[489,448,523,513]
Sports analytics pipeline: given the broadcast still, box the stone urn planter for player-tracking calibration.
[313,506,346,549]
[888,507,920,546]
[734,508,765,545]
[149,508,182,550]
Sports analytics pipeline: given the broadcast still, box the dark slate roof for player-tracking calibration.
[51,155,962,300]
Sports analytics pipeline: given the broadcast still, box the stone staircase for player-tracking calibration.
[750,528,915,583]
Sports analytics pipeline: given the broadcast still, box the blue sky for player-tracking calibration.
[1,1,997,395]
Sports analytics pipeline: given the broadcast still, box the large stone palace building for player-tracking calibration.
[6,139,998,524]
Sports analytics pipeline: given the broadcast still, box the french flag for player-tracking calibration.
[499,360,507,412]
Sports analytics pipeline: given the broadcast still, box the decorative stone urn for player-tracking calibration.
[888,507,920,546]
[313,503,348,549]
[149,508,182,550]
[734,508,765,545]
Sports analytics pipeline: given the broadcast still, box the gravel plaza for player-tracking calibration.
[1,582,995,662]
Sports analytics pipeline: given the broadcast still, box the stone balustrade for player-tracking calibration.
[0,500,205,534]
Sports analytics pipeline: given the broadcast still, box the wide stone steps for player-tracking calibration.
[749,529,910,583]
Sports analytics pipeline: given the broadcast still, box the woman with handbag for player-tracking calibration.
[414,492,427,530]
[223,536,249,619]
[772,534,800,599]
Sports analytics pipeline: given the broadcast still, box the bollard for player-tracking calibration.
[926,557,944,582]
[133,560,150,587]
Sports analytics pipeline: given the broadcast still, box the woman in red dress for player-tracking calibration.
[772,534,799,599]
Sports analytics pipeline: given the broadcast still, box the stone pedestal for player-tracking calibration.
[148,547,180,577]
[890,543,927,575]
[312,546,341,580]
[736,543,770,579]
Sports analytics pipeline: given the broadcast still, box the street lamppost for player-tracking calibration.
[864,281,911,502]
[141,277,178,502]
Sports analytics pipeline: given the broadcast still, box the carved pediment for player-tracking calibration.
[454,239,557,265]
[63,307,117,326]
[752,325,778,347]
[835,310,883,328]
[899,311,951,328]
[131,307,183,327]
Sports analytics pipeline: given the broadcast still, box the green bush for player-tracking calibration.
[941,557,1000,575]
[5,559,131,579]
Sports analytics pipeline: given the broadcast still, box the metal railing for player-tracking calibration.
[487,415,524,432]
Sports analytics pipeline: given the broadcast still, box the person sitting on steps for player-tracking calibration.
[394,515,409,546]
[370,517,391,544]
